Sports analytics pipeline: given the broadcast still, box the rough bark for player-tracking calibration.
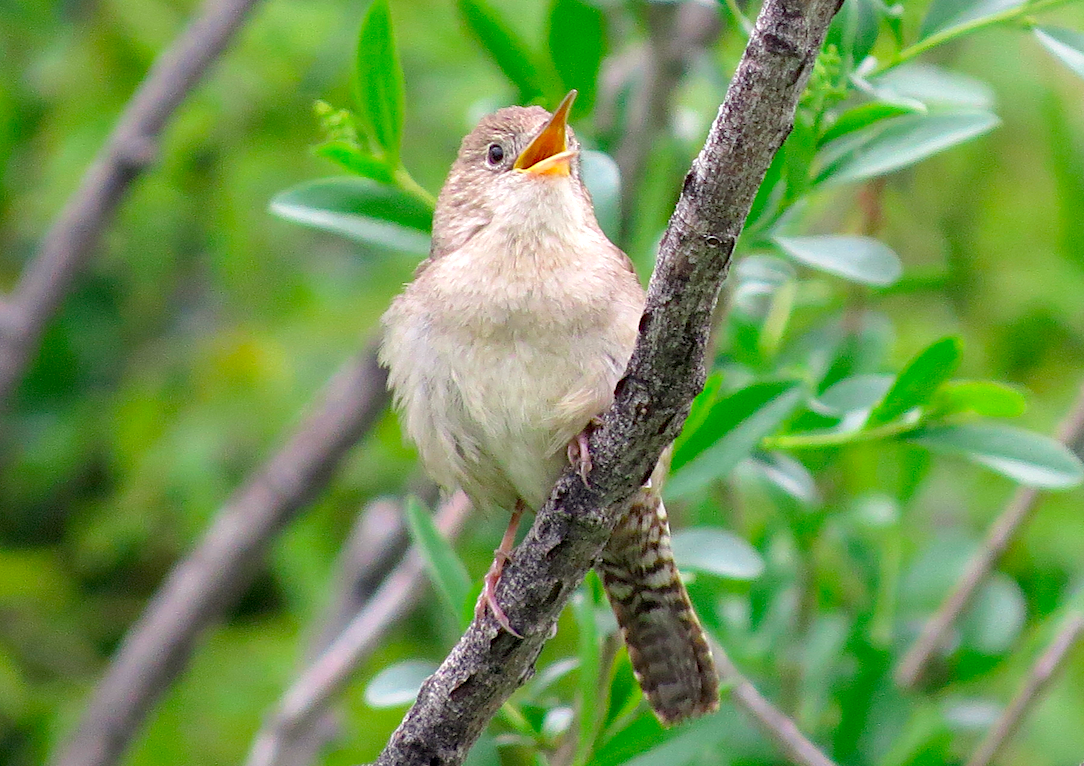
[374,0,842,762]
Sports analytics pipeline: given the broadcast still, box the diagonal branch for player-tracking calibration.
[895,378,1084,688]
[0,0,265,407]
[49,349,389,766]
[964,613,1084,766]
[374,0,842,763]
[714,646,839,766]
[246,492,472,766]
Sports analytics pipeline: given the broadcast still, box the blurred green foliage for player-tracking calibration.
[3,0,1084,764]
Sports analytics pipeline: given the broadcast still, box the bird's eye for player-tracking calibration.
[486,143,505,167]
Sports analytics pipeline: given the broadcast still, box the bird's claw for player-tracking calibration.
[476,551,523,638]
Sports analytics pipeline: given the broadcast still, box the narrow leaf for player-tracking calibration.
[403,496,472,624]
[671,528,765,580]
[919,0,1023,39]
[745,452,820,505]
[818,110,1000,185]
[314,140,395,183]
[909,423,1084,488]
[573,588,601,764]
[673,381,797,471]
[819,101,924,146]
[669,384,804,499]
[817,374,895,415]
[868,336,961,426]
[458,0,545,99]
[356,0,406,162]
[871,64,995,109]
[930,380,1027,418]
[547,0,606,115]
[774,235,903,286]
[365,659,438,707]
[270,177,432,254]
[1035,27,1084,80]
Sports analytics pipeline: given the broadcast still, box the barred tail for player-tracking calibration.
[597,484,719,725]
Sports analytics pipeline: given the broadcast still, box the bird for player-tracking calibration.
[379,90,719,725]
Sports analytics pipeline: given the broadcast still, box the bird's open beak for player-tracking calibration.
[514,90,578,177]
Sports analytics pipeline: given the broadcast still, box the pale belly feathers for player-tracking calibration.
[381,232,644,513]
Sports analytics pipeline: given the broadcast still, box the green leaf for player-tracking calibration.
[919,0,1024,40]
[669,383,804,499]
[581,150,621,241]
[403,496,472,625]
[826,0,881,63]
[868,336,961,426]
[870,64,995,109]
[909,423,1084,488]
[817,374,895,415]
[1035,27,1084,80]
[930,380,1027,418]
[774,235,903,286]
[458,0,545,99]
[547,0,606,115]
[314,140,395,183]
[959,573,1027,654]
[818,110,1000,185]
[671,528,765,580]
[355,0,406,162]
[572,587,601,763]
[819,101,924,146]
[364,659,438,707]
[673,381,797,471]
[745,452,820,505]
[269,177,432,254]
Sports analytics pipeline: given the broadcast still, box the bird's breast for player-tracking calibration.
[381,226,644,510]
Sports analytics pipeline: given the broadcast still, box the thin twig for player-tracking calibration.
[608,2,723,240]
[964,613,1084,766]
[714,647,839,766]
[256,497,409,766]
[246,492,472,766]
[373,0,843,762]
[895,379,1084,688]
[0,0,264,407]
[49,349,389,766]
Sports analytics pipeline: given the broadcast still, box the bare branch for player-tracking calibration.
[714,647,839,766]
[964,613,1084,766]
[610,2,723,236]
[374,0,842,762]
[252,498,408,766]
[895,379,1084,688]
[246,492,472,766]
[50,349,389,766]
[0,0,264,406]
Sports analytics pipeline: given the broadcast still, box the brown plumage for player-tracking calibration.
[379,92,718,725]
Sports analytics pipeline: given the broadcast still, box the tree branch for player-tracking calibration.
[612,2,723,237]
[247,497,408,766]
[715,646,839,766]
[895,378,1084,688]
[49,349,389,766]
[0,0,264,407]
[246,492,472,766]
[374,0,842,762]
[964,613,1084,766]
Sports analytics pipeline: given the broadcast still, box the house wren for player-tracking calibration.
[380,91,718,725]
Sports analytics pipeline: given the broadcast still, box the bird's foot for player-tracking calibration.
[567,417,603,486]
[476,549,523,638]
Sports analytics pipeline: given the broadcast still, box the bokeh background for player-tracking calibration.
[2,0,1084,764]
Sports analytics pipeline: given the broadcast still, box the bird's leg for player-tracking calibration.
[477,500,525,637]
[567,416,603,485]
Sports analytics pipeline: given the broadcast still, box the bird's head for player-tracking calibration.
[431,91,598,257]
